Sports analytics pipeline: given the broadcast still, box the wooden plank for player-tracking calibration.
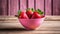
[7,31,60,34]
[0,31,60,34]
[0,21,60,29]
[53,0,60,15]
[45,0,52,15]
[20,0,27,10]
[8,0,19,16]
[0,22,23,29]
[28,0,34,8]
[0,21,18,23]
[45,16,60,21]
[38,27,60,31]
[40,21,60,27]
[0,0,7,15]
[35,0,44,13]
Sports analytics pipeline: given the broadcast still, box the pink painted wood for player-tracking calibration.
[53,0,60,15]
[45,0,52,15]
[0,0,60,16]
[28,0,34,9]
[35,0,44,12]
[0,0,7,15]
[20,0,27,11]
[8,0,19,16]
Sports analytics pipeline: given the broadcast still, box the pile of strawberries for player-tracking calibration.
[18,8,44,19]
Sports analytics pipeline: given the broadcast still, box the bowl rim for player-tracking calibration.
[18,16,45,20]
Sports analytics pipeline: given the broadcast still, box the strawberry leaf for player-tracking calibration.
[39,12,43,15]
[31,8,35,12]
[37,9,41,12]
[37,9,44,15]
[26,8,30,11]
[18,10,21,16]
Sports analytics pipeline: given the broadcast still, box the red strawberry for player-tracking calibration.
[31,11,42,19]
[19,11,28,19]
[31,9,44,19]
[26,8,33,19]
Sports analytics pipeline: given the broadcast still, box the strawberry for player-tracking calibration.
[31,9,44,19]
[26,8,33,19]
[18,11,28,19]
[31,11,41,19]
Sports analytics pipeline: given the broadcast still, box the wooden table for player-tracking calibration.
[0,16,60,34]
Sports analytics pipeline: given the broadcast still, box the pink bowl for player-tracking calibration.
[18,17,45,30]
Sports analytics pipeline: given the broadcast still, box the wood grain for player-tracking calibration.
[0,16,60,34]
[0,31,60,34]
[28,0,34,8]
[0,0,60,16]
[53,0,60,15]
[0,0,7,15]
[20,0,27,10]
[35,0,44,12]
[8,0,19,16]
[45,0,52,15]
[45,16,60,21]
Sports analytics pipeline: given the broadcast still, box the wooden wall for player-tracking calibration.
[0,0,60,16]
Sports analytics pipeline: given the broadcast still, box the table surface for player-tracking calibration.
[0,16,60,34]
